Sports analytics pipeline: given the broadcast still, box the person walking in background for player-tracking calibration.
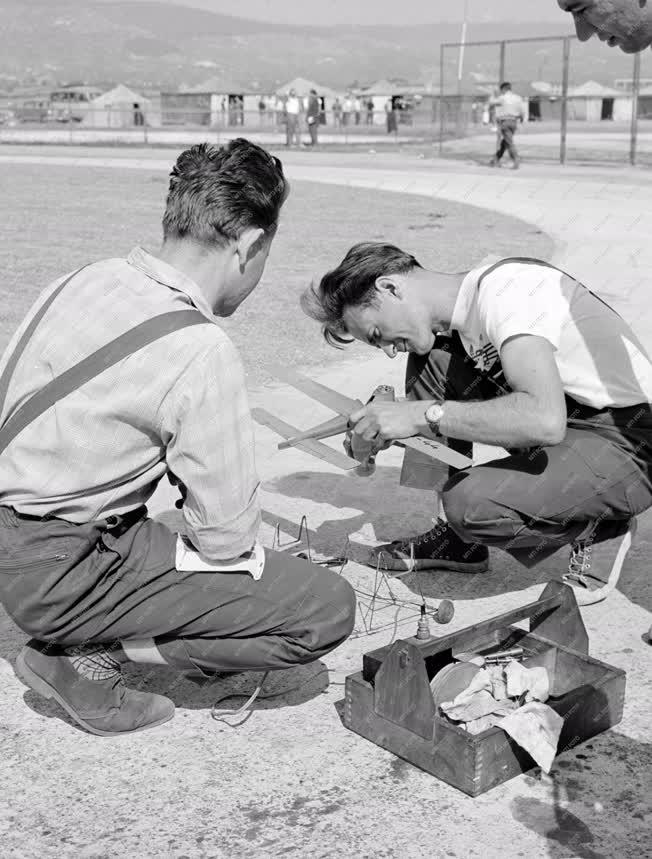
[366,97,374,125]
[258,96,266,124]
[488,82,526,170]
[306,89,320,146]
[354,96,362,125]
[284,88,301,147]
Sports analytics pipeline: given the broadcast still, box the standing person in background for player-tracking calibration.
[306,89,320,147]
[284,88,301,147]
[488,82,526,170]
[342,93,353,126]
[366,97,375,125]
[332,97,342,127]
[258,96,266,124]
[354,96,362,125]
[385,97,397,133]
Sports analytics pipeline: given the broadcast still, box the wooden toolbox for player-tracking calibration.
[344,581,626,796]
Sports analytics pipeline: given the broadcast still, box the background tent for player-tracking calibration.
[83,84,154,127]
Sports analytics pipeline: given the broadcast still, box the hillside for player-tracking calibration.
[0,0,642,92]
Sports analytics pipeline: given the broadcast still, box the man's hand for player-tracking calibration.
[348,400,427,445]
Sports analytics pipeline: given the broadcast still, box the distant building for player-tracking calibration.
[161,77,257,126]
[49,84,103,122]
[82,84,159,128]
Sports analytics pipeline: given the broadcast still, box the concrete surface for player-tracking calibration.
[0,147,650,859]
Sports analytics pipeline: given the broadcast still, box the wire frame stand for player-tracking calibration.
[270,517,451,642]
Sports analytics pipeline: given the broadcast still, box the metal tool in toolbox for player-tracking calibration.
[252,365,472,473]
[344,581,626,796]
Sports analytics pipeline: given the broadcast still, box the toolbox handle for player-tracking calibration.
[364,581,589,682]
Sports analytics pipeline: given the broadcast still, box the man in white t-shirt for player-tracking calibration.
[284,89,302,147]
[302,243,652,605]
[488,82,526,169]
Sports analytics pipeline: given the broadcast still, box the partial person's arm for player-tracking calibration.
[350,336,566,449]
[434,335,567,446]
[160,334,261,561]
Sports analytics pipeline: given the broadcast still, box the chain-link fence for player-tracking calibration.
[438,34,652,167]
[0,103,440,148]
[5,40,652,166]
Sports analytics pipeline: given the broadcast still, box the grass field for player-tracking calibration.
[0,163,553,383]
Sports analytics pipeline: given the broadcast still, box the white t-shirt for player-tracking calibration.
[491,91,526,120]
[285,96,301,115]
[451,259,652,409]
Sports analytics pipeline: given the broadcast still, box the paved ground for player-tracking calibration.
[0,147,650,859]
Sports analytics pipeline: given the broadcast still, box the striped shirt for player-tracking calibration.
[0,247,260,561]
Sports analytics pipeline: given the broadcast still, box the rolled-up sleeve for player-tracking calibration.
[160,333,261,561]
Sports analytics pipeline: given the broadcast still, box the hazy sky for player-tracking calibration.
[98,0,571,28]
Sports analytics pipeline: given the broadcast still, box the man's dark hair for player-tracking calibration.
[162,139,287,246]
[500,81,512,92]
[301,242,421,346]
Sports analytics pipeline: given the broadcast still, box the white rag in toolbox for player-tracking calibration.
[175,535,266,580]
[440,661,564,772]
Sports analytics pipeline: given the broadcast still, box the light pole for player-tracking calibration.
[457,0,469,93]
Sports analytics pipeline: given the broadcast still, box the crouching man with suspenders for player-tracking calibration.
[0,140,355,736]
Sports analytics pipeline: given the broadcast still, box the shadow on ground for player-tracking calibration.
[513,731,652,859]
[18,659,331,736]
[264,469,566,602]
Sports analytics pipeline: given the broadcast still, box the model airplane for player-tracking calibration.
[252,365,472,473]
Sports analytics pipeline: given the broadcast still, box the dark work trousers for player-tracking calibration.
[405,332,652,567]
[0,507,356,675]
[496,118,519,163]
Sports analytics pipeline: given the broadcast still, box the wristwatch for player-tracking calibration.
[424,403,445,435]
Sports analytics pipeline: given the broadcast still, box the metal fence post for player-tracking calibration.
[630,50,641,166]
[560,36,571,165]
[439,42,445,156]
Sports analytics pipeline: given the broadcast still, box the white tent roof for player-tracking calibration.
[186,76,248,94]
[362,79,401,95]
[93,84,149,106]
[276,77,339,98]
[570,80,622,97]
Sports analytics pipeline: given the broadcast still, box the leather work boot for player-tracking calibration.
[368,518,490,573]
[15,639,175,736]
[564,518,637,607]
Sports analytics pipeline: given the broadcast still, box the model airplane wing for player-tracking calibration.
[251,408,358,471]
[268,364,362,415]
[269,364,473,470]
[396,436,472,470]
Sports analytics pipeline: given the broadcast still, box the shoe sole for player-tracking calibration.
[368,556,490,574]
[15,650,174,737]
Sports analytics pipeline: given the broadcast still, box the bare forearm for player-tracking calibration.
[437,393,559,447]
